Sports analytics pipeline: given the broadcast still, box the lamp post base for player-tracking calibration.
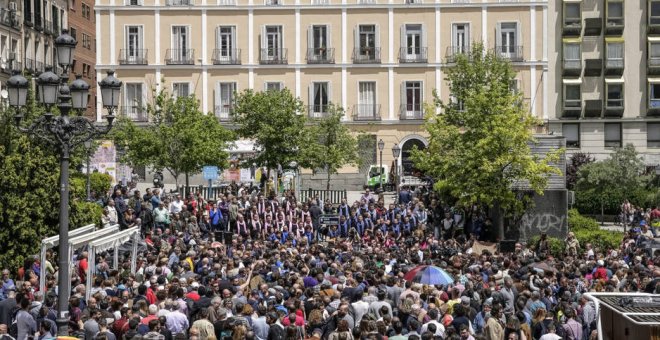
[56,316,69,336]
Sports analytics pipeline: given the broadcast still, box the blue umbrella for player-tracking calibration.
[403,265,454,285]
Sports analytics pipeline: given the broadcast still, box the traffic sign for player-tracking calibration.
[320,214,340,226]
[203,166,219,181]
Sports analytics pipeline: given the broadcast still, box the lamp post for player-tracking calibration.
[392,143,401,203]
[83,139,92,200]
[289,160,299,199]
[377,139,384,192]
[9,29,121,337]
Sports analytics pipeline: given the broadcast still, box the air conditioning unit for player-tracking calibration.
[9,2,17,11]
[8,52,16,60]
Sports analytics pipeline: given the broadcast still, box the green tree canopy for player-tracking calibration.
[232,88,307,173]
[412,43,561,220]
[299,105,361,190]
[112,87,235,186]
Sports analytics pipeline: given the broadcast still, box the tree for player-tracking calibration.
[412,43,561,237]
[112,87,235,187]
[575,144,648,220]
[0,81,101,271]
[566,152,594,190]
[299,105,361,190]
[232,88,307,179]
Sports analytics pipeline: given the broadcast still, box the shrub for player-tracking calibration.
[527,235,565,258]
[568,209,599,231]
[573,229,623,255]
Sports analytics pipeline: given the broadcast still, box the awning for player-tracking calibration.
[227,139,258,154]
[563,78,583,84]
[649,78,660,83]
[649,36,660,42]
[605,77,625,83]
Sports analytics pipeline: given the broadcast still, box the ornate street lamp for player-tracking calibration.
[9,29,121,337]
[377,139,385,192]
[392,143,401,203]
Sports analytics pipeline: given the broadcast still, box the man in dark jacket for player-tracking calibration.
[267,312,285,340]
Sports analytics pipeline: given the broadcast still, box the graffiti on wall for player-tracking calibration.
[519,190,568,241]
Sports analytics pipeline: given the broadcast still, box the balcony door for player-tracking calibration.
[452,23,470,54]
[308,25,329,61]
[309,82,330,117]
[262,25,282,60]
[358,81,376,117]
[402,81,422,117]
[125,83,144,120]
[215,26,236,61]
[497,22,518,58]
[172,26,190,60]
[402,24,423,58]
[357,25,377,55]
[215,82,236,119]
[126,26,143,62]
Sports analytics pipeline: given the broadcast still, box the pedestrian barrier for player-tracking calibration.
[176,185,228,201]
[300,188,347,205]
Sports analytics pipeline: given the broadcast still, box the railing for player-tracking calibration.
[605,57,624,69]
[119,49,148,65]
[353,104,381,121]
[43,19,52,35]
[0,8,19,29]
[606,98,624,109]
[24,58,35,72]
[126,0,144,4]
[23,13,32,27]
[495,45,524,61]
[307,48,335,64]
[218,0,236,4]
[399,47,428,63]
[353,47,381,64]
[165,49,195,65]
[166,0,193,5]
[120,106,149,122]
[445,46,470,63]
[300,189,347,205]
[34,60,44,74]
[399,104,424,120]
[307,105,331,118]
[265,0,280,4]
[212,48,241,64]
[563,99,581,109]
[606,17,624,27]
[214,105,233,121]
[650,57,660,67]
[563,59,581,70]
[34,16,43,30]
[259,48,288,64]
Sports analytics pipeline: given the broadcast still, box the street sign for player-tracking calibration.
[203,166,219,181]
[320,214,340,226]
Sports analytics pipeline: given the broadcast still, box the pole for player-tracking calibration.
[395,157,400,204]
[56,145,71,336]
[208,179,212,201]
[85,149,91,200]
[379,149,383,192]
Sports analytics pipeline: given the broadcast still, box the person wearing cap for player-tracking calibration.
[593,260,608,281]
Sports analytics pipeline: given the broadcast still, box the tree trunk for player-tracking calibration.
[185,172,189,189]
[326,171,331,191]
[600,201,605,226]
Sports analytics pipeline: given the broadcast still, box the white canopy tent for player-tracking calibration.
[68,225,121,266]
[39,224,96,294]
[86,226,140,300]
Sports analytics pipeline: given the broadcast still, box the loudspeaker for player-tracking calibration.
[214,231,223,242]
[499,240,516,253]
[223,231,233,245]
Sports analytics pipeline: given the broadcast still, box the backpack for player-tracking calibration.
[9,307,20,338]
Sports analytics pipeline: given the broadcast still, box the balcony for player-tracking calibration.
[0,8,20,30]
[166,0,193,5]
[306,48,335,64]
[165,49,195,65]
[399,104,424,120]
[24,58,35,72]
[604,57,624,76]
[495,46,524,62]
[23,13,32,27]
[584,18,602,36]
[650,14,660,35]
[212,49,241,65]
[563,59,582,77]
[399,47,428,63]
[34,16,42,31]
[44,20,53,36]
[307,105,331,119]
[605,17,624,36]
[264,0,280,4]
[260,48,288,64]
[445,46,470,63]
[584,58,602,76]
[119,49,148,65]
[584,99,602,118]
[353,47,381,64]
[563,101,581,118]
[563,18,582,36]
[34,60,44,74]
[353,104,381,121]
[120,106,149,122]
[214,105,233,121]
[604,98,624,117]
[649,56,660,75]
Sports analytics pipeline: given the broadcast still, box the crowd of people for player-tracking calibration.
[0,182,659,340]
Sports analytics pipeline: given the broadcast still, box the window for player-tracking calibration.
[563,43,581,68]
[648,123,660,148]
[564,3,581,27]
[127,0,143,4]
[358,25,377,50]
[401,81,423,117]
[172,82,190,98]
[604,123,622,147]
[82,63,88,77]
[215,82,236,119]
[265,82,283,91]
[651,42,660,64]
[125,26,144,62]
[452,23,470,54]
[265,0,280,4]
[261,25,283,60]
[563,124,580,148]
[401,24,425,59]
[124,83,145,120]
[652,1,660,25]
[70,27,77,40]
[312,0,328,4]
[606,42,624,68]
[307,25,330,62]
[170,26,191,62]
[357,81,377,118]
[309,82,330,117]
[606,83,623,108]
[651,83,660,108]
[215,26,237,61]
[497,22,518,58]
[82,33,91,49]
[218,0,236,4]
[81,3,91,19]
[606,1,623,25]
[564,84,581,108]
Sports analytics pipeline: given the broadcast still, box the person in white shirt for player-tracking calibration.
[170,194,184,214]
[539,323,563,340]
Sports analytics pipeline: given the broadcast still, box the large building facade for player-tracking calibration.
[95,0,549,183]
[68,0,97,117]
[548,0,660,164]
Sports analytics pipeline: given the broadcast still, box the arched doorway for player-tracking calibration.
[401,137,426,176]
